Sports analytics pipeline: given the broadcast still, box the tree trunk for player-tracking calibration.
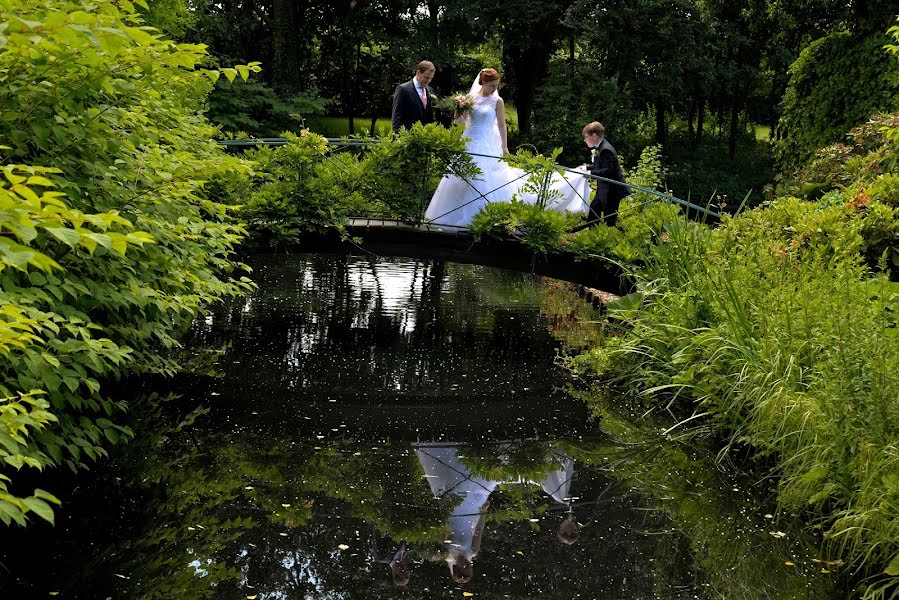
[696,96,705,147]
[852,0,867,30]
[687,96,696,149]
[654,99,666,147]
[348,38,361,135]
[728,94,740,160]
[505,36,553,137]
[271,0,302,93]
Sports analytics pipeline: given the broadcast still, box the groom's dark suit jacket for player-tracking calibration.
[588,137,629,226]
[391,79,435,132]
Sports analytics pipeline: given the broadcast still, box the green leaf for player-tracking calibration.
[22,497,55,525]
[606,291,644,318]
[45,227,80,247]
[33,489,62,505]
[886,554,899,576]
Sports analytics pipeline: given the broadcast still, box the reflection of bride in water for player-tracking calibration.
[423,68,590,228]
[415,442,498,583]
[414,441,581,583]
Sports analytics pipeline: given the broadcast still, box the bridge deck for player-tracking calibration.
[297,218,632,295]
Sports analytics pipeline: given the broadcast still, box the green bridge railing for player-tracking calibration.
[217,137,722,227]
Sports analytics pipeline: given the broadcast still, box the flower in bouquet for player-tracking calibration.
[437,92,475,117]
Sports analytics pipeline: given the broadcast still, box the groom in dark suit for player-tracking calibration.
[391,60,436,132]
[583,121,629,226]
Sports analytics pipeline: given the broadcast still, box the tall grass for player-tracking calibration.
[576,197,899,598]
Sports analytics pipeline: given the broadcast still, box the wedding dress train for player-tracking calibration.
[424,93,590,228]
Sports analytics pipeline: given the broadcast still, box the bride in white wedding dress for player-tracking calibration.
[424,68,591,228]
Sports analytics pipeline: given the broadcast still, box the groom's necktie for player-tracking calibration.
[419,86,427,108]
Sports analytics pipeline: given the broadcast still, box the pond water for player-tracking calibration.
[1,255,844,599]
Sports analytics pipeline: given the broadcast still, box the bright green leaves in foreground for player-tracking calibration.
[0,0,255,525]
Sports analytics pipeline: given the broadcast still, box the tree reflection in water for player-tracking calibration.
[0,254,843,599]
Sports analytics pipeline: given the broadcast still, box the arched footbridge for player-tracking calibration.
[221,137,720,295]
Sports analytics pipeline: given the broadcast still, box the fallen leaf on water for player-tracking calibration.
[338,544,350,550]
[784,561,795,566]
[811,558,844,567]
[769,531,786,538]
[463,593,475,597]
[515,550,524,555]
[528,518,539,523]
[244,486,254,490]
[246,596,258,599]
[281,503,291,508]
[279,532,288,537]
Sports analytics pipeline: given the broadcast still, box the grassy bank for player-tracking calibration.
[571,114,899,598]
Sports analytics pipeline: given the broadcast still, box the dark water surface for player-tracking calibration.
[1,255,841,599]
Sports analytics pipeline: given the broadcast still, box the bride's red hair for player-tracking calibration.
[478,68,500,84]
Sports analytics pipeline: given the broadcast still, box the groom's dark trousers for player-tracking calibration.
[391,80,435,132]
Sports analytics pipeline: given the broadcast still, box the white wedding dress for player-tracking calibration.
[424,81,591,228]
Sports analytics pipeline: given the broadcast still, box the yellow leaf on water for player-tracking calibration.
[515,550,524,555]
[784,561,795,566]
[338,544,350,550]
[281,503,291,508]
[246,596,258,599]
[463,593,475,597]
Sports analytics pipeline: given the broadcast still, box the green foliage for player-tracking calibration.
[0,0,255,523]
[360,123,478,223]
[240,131,343,247]
[576,113,899,595]
[207,76,330,137]
[468,201,580,255]
[775,31,899,169]
[240,124,480,242]
[504,147,566,209]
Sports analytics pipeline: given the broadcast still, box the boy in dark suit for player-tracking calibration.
[582,121,628,226]
[391,60,436,132]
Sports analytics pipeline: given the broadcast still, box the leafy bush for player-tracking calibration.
[775,31,898,169]
[581,116,899,595]
[240,131,346,247]
[359,123,478,223]
[468,201,580,254]
[0,0,254,524]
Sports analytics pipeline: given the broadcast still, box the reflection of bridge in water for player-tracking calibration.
[304,217,631,293]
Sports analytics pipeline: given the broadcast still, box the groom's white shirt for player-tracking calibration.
[412,78,427,98]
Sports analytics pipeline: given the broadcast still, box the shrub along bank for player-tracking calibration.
[571,110,899,598]
[0,1,254,524]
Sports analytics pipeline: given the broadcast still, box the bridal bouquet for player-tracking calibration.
[437,92,475,117]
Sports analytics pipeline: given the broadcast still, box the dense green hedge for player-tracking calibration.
[775,30,898,170]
